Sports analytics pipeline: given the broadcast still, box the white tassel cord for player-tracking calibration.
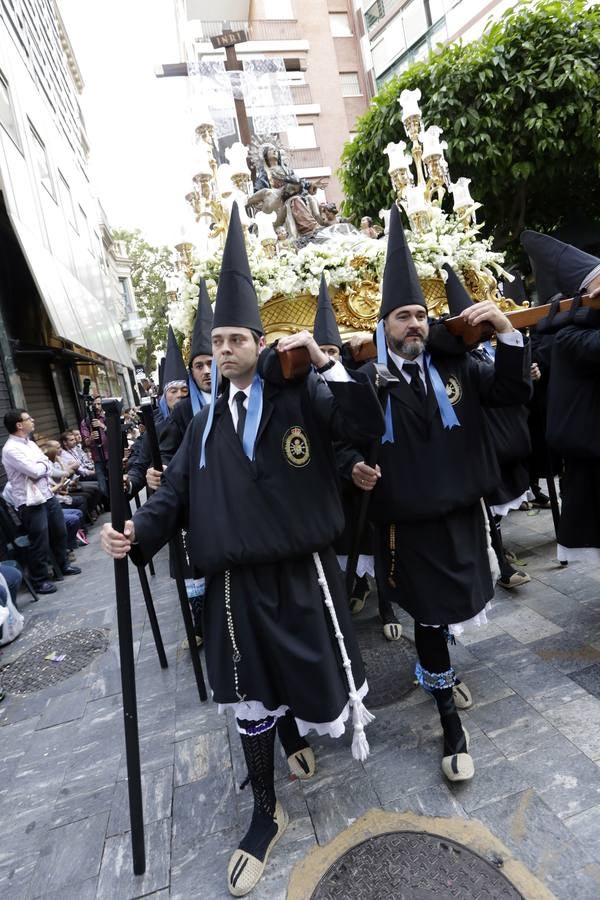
[481,498,501,584]
[312,552,375,761]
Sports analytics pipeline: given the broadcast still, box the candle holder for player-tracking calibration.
[185,190,203,222]
[408,210,431,234]
[192,172,213,201]
[390,166,412,200]
[195,122,215,147]
[231,173,251,195]
[175,242,194,273]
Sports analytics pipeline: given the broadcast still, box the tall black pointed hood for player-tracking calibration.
[189,279,214,362]
[162,326,188,388]
[379,204,427,319]
[442,264,473,315]
[213,202,264,335]
[313,274,342,349]
[520,230,599,303]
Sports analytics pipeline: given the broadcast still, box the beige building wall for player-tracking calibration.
[182,0,372,204]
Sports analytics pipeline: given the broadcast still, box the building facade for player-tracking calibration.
[0,0,144,451]
[178,0,374,205]
[356,0,517,89]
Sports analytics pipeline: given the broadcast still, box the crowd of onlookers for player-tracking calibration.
[0,401,143,662]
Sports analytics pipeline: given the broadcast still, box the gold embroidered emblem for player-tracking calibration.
[282,426,310,467]
[445,375,462,406]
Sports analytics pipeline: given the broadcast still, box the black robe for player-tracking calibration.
[131,357,385,726]
[364,340,531,624]
[160,397,196,465]
[546,325,600,552]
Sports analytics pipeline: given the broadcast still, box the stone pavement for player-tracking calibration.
[1,506,600,899]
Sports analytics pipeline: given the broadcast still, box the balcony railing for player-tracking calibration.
[289,147,324,169]
[198,19,301,42]
[290,83,313,105]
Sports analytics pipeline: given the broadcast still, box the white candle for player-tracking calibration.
[164,275,180,294]
[399,88,422,121]
[420,125,447,160]
[384,141,411,173]
[196,98,214,129]
[379,209,391,235]
[255,210,277,242]
[217,163,234,197]
[450,177,475,208]
[404,185,428,215]
[225,141,250,177]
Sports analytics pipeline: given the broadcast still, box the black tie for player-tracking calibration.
[234,390,247,441]
[403,362,426,404]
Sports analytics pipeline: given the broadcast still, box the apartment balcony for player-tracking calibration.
[197,19,301,41]
[289,147,324,169]
[290,84,313,105]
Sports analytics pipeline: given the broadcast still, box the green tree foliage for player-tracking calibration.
[113,228,173,374]
[340,0,600,258]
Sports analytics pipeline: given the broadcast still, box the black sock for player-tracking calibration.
[379,599,399,625]
[237,722,278,861]
[276,710,309,758]
[188,595,203,637]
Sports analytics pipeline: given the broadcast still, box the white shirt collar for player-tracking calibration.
[227,382,252,416]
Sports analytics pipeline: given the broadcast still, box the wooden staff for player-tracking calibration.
[345,364,399,601]
[139,400,208,702]
[102,398,145,876]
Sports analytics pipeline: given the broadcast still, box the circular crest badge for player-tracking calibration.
[445,375,462,406]
[282,426,310,468]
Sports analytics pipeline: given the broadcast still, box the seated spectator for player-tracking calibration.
[0,561,22,605]
[0,563,24,650]
[1,409,81,594]
[44,442,91,522]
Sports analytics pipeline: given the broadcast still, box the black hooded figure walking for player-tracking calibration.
[312,274,375,616]
[159,278,215,464]
[522,231,600,567]
[351,205,531,783]
[101,203,384,897]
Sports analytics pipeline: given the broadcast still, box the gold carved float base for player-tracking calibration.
[260,268,524,342]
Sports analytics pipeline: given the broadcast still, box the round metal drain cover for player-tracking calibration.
[311,831,524,899]
[0,628,109,694]
[356,620,416,709]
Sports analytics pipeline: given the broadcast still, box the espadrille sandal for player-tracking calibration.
[383,622,402,641]
[441,728,474,782]
[452,680,473,710]
[287,747,316,779]
[227,801,289,897]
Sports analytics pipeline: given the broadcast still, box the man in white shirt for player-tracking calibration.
[2,409,81,594]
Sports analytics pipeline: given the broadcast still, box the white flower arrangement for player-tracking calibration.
[168,208,506,331]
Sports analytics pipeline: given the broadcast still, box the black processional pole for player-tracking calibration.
[345,365,398,600]
[102,398,146,876]
[139,399,208,701]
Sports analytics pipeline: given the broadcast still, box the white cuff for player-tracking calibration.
[321,360,353,383]
[496,330,524,348]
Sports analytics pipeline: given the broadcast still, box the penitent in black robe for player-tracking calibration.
[546,324,600,561]
[131,352,384,732]
[364,340,531,625]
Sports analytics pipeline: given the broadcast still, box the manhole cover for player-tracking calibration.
[311,831,524,899]
[0,628,109,694]
[356,620,416,709]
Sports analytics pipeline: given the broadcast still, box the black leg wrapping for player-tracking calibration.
[237,721,278,861]
[414,623,465,756]
[276,710,309,757]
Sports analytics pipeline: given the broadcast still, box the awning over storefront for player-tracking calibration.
[6,211,132,369]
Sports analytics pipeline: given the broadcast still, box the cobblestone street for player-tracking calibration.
[2,506,600,899]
